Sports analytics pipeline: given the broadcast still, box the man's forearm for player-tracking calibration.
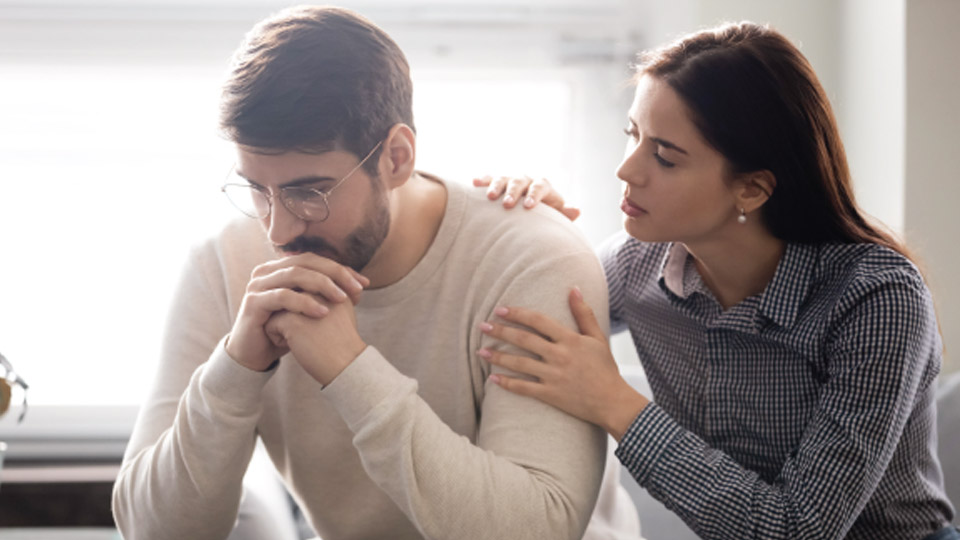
[112,346,268,540]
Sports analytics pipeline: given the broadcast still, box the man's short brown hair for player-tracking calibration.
[219,6,414,169]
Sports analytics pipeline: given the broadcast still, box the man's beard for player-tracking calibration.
[278,183,391,272]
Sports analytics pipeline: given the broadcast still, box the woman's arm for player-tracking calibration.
[484,275,941,539]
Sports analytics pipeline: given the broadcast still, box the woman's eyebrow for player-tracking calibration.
[651,136,688,155]
[626,117,689,155]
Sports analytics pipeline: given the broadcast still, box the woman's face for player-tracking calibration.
[617,74,742,246]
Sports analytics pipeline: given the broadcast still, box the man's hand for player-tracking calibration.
[264,298,366,386]
[225,254,369,372]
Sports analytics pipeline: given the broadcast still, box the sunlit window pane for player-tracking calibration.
[0,64,574,406]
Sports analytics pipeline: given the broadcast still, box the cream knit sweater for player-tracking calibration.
[113,177,640,539]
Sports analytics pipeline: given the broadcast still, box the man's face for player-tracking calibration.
[234,145,390,271]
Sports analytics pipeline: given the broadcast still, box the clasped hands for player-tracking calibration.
[225,253,370,386]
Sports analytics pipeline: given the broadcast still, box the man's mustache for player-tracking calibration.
[279,236,340,258]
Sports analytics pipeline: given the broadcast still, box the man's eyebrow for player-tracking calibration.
[280,175,337,188]
[651,136,689,155]
[233,170,337,189]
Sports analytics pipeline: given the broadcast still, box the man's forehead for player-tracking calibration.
[236,139,341,155]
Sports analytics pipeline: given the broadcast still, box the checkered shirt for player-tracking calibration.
[601,233,955,539]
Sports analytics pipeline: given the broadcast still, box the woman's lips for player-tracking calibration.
[621,198,647,217]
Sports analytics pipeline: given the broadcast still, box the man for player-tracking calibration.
[112,6,638,539]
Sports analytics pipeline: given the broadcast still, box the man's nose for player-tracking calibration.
[265,198,307,247]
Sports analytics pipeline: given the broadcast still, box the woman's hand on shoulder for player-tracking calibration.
[472,175,581,221]
[479,287,648,440]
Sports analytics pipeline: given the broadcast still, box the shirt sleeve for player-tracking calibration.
[597,231,630,335]
[112,242,271,540]
[321,250,610,540]
[616,269,941,539]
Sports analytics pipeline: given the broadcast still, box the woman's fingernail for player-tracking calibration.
[572,286,583,301]
[524,197,535,208]
[479,322,494,332]
[494,306,508,317]
[477,348,492,358]
[489,374,501,384]
[503,195,515,205]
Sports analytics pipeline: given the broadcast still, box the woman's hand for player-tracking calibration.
[472,175,581,221]
[479,288,649,440]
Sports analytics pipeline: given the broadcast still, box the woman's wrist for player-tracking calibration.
[604,381,650,442]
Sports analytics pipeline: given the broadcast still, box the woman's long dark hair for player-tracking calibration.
[639,22,908,257]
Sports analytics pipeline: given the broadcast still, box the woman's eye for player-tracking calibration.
[653,153,675,168]
[622,127,639,141]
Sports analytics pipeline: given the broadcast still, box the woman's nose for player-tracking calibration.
[616,144,648,187]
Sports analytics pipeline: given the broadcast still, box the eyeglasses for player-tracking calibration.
[222,140,384,222]
[0,352,29,424]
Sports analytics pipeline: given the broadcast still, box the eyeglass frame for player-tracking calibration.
[221,139,384,222]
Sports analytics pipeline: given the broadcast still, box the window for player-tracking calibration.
[0,2,643,445]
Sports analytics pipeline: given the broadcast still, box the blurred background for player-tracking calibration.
[0,0,957,531]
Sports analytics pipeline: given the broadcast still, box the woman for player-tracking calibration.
[475,22,957,539]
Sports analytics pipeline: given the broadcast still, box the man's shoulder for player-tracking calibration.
[450,180,595,259]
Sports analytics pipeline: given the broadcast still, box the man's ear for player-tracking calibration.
[379,123,416,189]
[735,169,776,213]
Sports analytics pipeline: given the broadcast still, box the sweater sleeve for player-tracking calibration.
[321,249,611,540]
[112,242,272,540]
[615,270,941,539]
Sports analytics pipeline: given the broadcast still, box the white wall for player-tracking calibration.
[905,0,960,374]
[838,0,906,234]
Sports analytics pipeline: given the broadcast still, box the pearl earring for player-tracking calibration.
[737,208,747,224]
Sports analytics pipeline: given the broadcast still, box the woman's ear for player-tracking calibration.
[736,169,776,213]
[379,123,416,189]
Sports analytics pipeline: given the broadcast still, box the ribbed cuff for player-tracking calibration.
[615,403,685,486]
[199,337,278,415]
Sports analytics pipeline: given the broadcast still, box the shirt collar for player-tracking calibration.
[659,242,688,297]
[659,241,818,330]
[757,243,818,329]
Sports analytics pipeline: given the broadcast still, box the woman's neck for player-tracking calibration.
[685,227,786,310]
